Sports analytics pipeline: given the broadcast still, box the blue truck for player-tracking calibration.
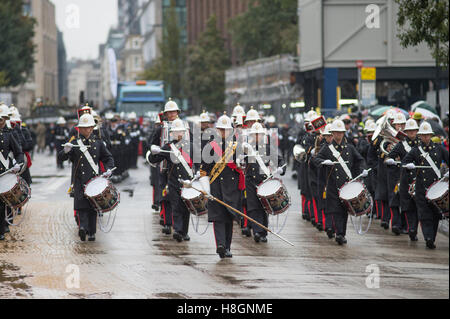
[115,80,165,120]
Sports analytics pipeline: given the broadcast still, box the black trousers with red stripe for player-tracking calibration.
[404,208,419,235]
[78,208,97,235]
[213,217,233,250]
[248,209,268,236]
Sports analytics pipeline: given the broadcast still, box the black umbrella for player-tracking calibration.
[425,119,446,137]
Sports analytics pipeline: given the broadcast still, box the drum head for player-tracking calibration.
[340,181,364,200]
[85,177,109,197]
[427,180,448,199]
[0,173,18,194]
[257,179,282,197]
[181,181,202,199]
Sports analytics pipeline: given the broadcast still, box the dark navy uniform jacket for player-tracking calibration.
[58,135,114,210]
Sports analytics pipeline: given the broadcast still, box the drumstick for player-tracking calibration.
[181,180,294,247]
[61,144,91,148]
[0,168,14,178]
[349,168,372,183]
[402,165,433,169]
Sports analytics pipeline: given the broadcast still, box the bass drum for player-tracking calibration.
[84,176,120,213]
[256,178,291,215]
[0,173,31,209]
[426,179,449,217]
[181,181,207,216]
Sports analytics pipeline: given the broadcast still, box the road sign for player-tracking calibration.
[356,60,363,68]
[361,67,376,81]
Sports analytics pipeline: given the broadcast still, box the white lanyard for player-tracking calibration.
[0,151,9,170]
[418,146,441,179]
[329,144,352,179]
[77,139,99,175]
[402,141,411,153]
[169,143,193,179]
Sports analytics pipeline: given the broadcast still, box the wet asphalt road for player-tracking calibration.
[0,152,448,299]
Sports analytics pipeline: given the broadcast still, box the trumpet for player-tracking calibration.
[293,144,306,162]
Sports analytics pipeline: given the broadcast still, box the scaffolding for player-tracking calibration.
[225,54,302,121]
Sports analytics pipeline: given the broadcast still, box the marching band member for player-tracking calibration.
[55,117,69,169]
[315,124,334,237]
[0,104,24,240]
[149,99,181,235]
[244,107,261,129]
[386,118,419,240]
[148,118,193,242]
[385,113,407,235]
[373,111,396,229]
[59,114,114,242]
[199,114,244,258]
[313,119,367,245]
[244,122,285,243]
[402,122,449,249]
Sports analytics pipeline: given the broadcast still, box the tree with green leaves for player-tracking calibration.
[0,0,36,88]
[141,0,185,100]
[228,0,298,63]
[186,15,230,113]
[395,0,449,68]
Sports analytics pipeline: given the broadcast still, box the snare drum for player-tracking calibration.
[181,181,207,216]
[256,178,291,215]
[84,176,120,213]
[426,179,449,217]
[339,180,373,217]
[0,173,31,209]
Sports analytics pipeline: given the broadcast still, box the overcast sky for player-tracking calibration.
[50,0,118,60]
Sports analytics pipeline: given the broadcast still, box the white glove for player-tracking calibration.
[385,158,396,166]
[194,171,201,180]
[275,167,284,175]
[64,143,73,153]
[444,171,449,179]
[405,163,416,170]
[322,160,334,166]
[104,169,113,178]
[181,180,192,188]
[199,176,211,196]
[11,164,21,173]
[150,145,161,154]
[361,169,369,178]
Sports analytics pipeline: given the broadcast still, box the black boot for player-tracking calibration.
[173,231,183,242]
[425,238,436,249]
[316,223,323,231]
[79,227,86,242]
[183,234,190,241]
[392,226,401,236]
[216,245,226,259]
[254,232,261,243]
[162,225,171,235]
[326,228,335,239]
[409,231,418,241]
[0,234,5,241]
[225,249,233,258]
[88,234,96,241]
[260,236,268,243]
[380,221,389,230]
[241,227,251,237]
[336,235,346,245]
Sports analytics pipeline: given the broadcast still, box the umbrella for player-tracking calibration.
[424,119,446,137]
[411,100,437,115]
[369,106,409,119]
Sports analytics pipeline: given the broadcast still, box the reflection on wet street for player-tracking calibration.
[0,153,448,299]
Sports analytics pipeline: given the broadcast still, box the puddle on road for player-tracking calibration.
[0,261,32,298]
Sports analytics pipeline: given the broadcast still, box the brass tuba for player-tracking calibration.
[372,115,407,155]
